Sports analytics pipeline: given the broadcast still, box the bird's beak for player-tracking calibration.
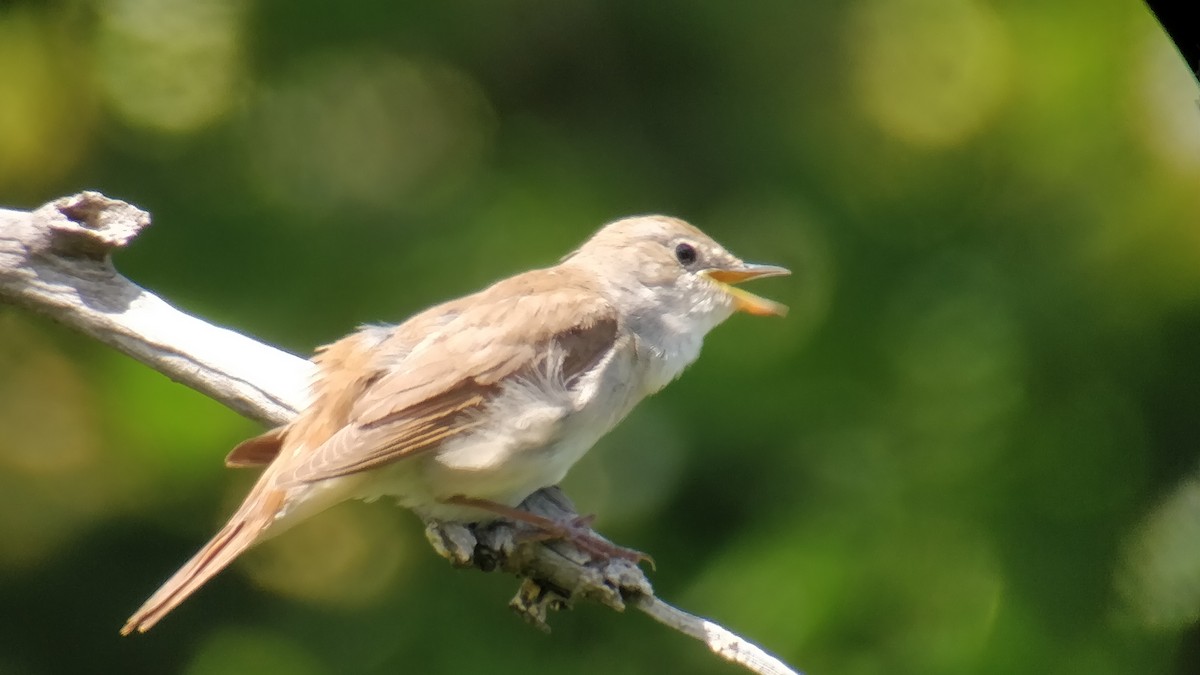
[704,263,790,317]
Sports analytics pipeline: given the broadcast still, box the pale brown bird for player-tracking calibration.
[121,215,788,634]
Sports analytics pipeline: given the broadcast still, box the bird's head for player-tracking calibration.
[568,215,789,328]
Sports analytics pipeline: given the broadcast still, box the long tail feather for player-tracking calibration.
[121,488,285,635]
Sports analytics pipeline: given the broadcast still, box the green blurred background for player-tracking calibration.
[3,0,1200,673]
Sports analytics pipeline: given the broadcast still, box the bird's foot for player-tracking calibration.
[512,514,654,568]
[443,495,654,568]
[424,520,478,567]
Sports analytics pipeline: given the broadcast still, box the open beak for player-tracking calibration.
[704,263,790,317]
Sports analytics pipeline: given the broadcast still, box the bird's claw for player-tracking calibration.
[514,513,654,569]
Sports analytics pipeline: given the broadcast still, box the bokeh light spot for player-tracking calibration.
[96,0,247,134]
[0,318,98,475]
[1131,28,1200,174]
[849,0,1011,147]
[1118,475,1200,630]
[243,52,495,218]
[882,259,1025,484]
[688,514,1002,673]
[0,8,97,193]
[242,500,410,607]
[0,316,117,569]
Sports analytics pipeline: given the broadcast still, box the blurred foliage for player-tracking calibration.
[2,0,1200,673]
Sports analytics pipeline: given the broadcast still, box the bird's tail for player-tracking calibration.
[120,487,286,635]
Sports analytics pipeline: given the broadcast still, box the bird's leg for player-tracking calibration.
[444,495,653,567]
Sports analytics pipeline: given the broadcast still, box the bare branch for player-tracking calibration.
[0,192,310,424]
[0,192,800,675]
[632,596,800,675]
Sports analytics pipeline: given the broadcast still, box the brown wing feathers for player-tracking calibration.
[278,276,620,485]
[276,382,492,483]
[225,427,287,467]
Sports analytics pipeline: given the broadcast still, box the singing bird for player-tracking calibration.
[121,215,788,634]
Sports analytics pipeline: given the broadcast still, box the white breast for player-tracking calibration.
[362,332,643,521]
[356,320,711,522]
[638,329,705,394]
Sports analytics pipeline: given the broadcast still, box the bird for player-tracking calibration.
[120,215,788,634]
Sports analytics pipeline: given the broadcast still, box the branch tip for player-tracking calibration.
[41,191,151,259]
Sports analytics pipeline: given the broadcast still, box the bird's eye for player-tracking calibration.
[675,242,698,266]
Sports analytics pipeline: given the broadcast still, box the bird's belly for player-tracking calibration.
[355,423,610,523]
[433,426,601,510]
[357,354,642,522]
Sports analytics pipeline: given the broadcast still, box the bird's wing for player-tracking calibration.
[273,270,619,485]
[225,426,287,467]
